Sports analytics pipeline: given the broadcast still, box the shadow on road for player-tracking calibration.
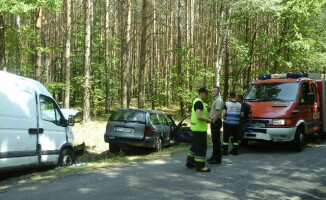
[239,138,326,154]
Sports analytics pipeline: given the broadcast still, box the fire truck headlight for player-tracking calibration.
[273,119,285,125]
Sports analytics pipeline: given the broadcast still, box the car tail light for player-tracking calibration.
[145,126,153,136]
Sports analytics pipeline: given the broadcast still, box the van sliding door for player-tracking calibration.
[0,89,38,168]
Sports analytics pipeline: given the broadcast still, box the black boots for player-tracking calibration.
[222,145,229,155]
[229,146,239,155]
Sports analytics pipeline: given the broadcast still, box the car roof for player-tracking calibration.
[115,108,166,114]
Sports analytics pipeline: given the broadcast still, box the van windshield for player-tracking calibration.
[245,82,299,102]
[109,110,145,123]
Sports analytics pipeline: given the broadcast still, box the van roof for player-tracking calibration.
[0,71,52,97]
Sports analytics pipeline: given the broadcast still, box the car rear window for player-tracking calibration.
[109,110,145,123]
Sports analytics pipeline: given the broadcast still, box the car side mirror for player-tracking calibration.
[182,123,188,127]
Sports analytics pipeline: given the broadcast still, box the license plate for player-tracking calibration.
[116,127,132,132]
[249,123,265,128]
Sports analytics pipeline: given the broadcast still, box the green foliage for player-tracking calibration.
[0,0,62,13]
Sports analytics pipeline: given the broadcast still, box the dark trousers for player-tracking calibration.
[210,119,222,161]
[238,119,246,143]
[187,131,207,169]
[223,124,239,152]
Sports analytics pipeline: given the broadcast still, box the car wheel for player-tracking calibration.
[293,126,305,152]
[58,149,75,166]
[154,138,162,152]
[109,143,120,153]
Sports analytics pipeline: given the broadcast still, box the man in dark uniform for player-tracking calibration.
[186,87,212,172]
[237,94,252,146]
[207,86,223,164]
[222,92,243,155]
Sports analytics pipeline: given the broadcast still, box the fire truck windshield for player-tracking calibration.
[245,82,299,102]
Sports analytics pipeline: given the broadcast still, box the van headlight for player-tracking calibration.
[272,119,285,125]
[272,119,293,126]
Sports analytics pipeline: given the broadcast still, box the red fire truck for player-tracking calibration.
[244,72,326,151]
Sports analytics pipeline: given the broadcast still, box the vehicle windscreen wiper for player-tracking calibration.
[269,98,286,101]
[245,99,262,102]
[127,120,145,124]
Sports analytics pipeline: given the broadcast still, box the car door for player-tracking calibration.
[38,95,68,164]
[298,82,314,134]
[310,82,321,132]
[175,116,193,143]
[149,112,162,138]
[158,113,171,144]
[166,114,177,140]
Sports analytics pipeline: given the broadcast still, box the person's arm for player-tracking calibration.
[222,109,226,119]
[213,109,221,123]
[196,109,211,123]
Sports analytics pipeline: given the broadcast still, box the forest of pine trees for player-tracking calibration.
[1,0,326,121]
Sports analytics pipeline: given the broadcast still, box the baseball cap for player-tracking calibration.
[198,87,210,94]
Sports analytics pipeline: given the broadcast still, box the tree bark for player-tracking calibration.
[177,0,185,117]
[64,0,72,108]
[223,5,231,101]
[35,8,42,81]
[83,0,92,122]
[0,12,5,71]
[138,0,148,108]
[120,0,131,108]
[105,0,111,113]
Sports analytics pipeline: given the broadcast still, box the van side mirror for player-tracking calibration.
[68,112,83,126]
[307,93,315,105]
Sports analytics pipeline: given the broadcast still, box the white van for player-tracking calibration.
[0,71,77,171]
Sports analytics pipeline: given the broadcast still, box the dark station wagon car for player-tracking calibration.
[104,109,192,152]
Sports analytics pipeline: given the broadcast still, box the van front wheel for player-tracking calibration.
[58,149,75,166]
[293,126,305,152]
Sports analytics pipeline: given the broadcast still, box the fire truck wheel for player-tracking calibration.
[293,126,305,152]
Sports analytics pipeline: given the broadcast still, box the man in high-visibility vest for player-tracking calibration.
[222,92,243,155]
[186,87,212,172]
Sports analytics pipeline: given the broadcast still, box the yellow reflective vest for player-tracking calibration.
[190,98,208,132]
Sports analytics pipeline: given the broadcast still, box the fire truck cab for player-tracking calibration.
[244,72,326,151]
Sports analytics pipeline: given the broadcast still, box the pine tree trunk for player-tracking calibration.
[35,8,42,81]
[177,0,185,117]
[0,12,5,71]
[121,0,131,108]
[138,0,148,108]
[105,0,111,113]
[83,0,92,122]
[64,0,72,108]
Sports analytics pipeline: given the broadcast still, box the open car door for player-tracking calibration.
[175,116,193,143]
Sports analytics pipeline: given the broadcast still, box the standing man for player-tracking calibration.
[222,92,243,155]
[207,86,223,164]
[237,94,252,146]
[186,87,212,172]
